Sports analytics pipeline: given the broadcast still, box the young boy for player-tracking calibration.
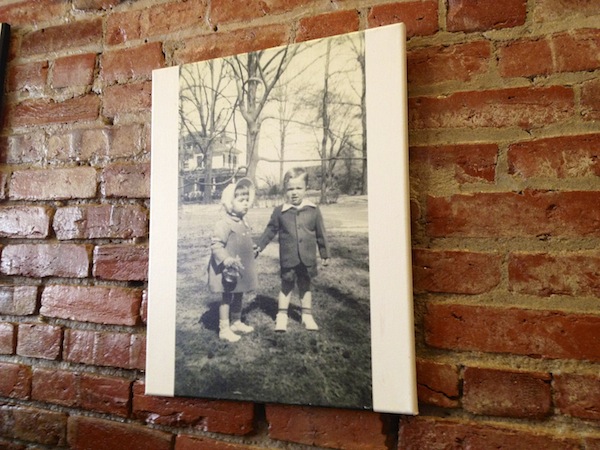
[207,178,258,342]
[256,167,330,331]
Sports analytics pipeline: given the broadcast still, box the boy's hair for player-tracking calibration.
[283,167,308,188]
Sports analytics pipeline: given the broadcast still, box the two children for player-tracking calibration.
[208,168,329,341]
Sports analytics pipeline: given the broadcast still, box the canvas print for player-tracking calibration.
[147,23,417,414]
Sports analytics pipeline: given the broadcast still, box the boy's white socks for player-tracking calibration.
[302,313,319,331]
[275,312,288,331]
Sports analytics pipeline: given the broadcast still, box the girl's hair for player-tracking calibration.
[283,167,308,187]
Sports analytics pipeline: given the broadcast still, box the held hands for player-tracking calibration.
[253,245,261,259]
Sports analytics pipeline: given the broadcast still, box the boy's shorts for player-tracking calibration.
[280,264,315,288]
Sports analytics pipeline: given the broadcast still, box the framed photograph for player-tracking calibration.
[146,23,417,414]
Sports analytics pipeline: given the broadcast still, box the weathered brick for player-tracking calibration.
[6,61,49,93]
[211,0,311,25]
[16,323,62,360]
[32,368,131,417]
[409,86,574,130]
[498,38,553,78]
[80,127,110,160]
[508,134,600,178]
[41,285,141,326]
[47,132,76,161]
[176,435,263,450]
[6,132,45,164]
[416,359,459,408]
[368,1,438,37]
[52,53,97,88]
[408,41,491,86]
[410,143,497,184]
[553,29,600,73]
[0,206,50,238]
[533,0,600,23]
[21,18,102,56]
[427,191,600,238]
[554,373,600,421]
[266,404,391,449]
[100,42,165,84]
[10,94,101,127]
[463,367,551,418]
[1,244,90,278]
[425,303,600,362]
[398,417,579,450]
[0,323,15,354]
[3,406,67,447]
[10,167,97,200]
[297,10,360,43]
[93,245,148,281]
[0,362,30,399]
[53,204,148,240]
[68,415,172,450]
[413,249,501,294]
[133,382,253,434]
[0,1,70,26]
[509,252,600,297]
[172,25,290,65]
[73,0,122,11]
[581,78,600,121]
[110,124,144,158]
[64,329,145,370]
[103,81,152,118]
[101,162,150,198]
[0,286,38,315]
[447,0,526,32]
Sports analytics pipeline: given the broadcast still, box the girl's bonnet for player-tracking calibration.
[220,177,255,212]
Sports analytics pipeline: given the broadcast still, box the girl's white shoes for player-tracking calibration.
[230,320,254,334]
[219,326,241,342]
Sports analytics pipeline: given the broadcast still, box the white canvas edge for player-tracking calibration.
[366,23,418,414]
[145,65,179,396]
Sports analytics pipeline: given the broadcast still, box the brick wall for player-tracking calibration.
[0,0,599,449]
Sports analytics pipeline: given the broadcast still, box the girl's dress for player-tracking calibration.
[207,213,258,293]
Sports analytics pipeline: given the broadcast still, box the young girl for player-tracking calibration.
[207,178,258,342]
[256,167,330,331]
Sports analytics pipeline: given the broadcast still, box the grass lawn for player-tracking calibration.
[174,197,373,409]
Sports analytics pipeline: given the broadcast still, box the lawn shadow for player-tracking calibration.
[199,301,220,332]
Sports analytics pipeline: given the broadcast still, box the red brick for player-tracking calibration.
[110,124,145,158]
[413,249,501,294]
[0,172,7,199]
[73,0,121,10]
[141,289,148,323]
[6,132,45,164]
[20,18,103,56]
[53,204,148,240]
[1,244,90,278]
[0,206,50,238]
[64,329,145,370]
[409,86,574,130]
[408,41,491,86]
[368,1,438,37]
[554,373,600,421]
[210,0,308,24]
[105,9,142,45]
[10,167,97,200]
[0,1,70,26]
[425,303,600,362]
[498,38,553,78]
[582,78,600,121]
[52,53,96,88]
[0,286,38,315]
[410,143,497,183]
[32,368,131,417]
[100,42,165,84]
[47,132,76,161]
[447,0,526,32]
[68,416,172,450]
[533,0,600,23]
[16,323,62,360]
[133,382,254,434]
[93,245,148,281]
[3,407,67,447]
[103,81,152,118]
[427,190,600,238]
[0,362,30,398]
[416,359,459,408]
[297,10,360,42]
[41,285,141,326]
[176,435,263,450]
[508,133,600,178]
[509,252,600,297]
[6,61,48,93]
[398,417,580,450]
[266,404,391,449]
[172,25,290,65]
[553,29,600,73]
[0,323,15,354]
[10,94,101,127]
[463,367,551,418]
[101,162,150,198]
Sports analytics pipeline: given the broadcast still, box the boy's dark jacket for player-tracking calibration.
[258,202,329,269]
